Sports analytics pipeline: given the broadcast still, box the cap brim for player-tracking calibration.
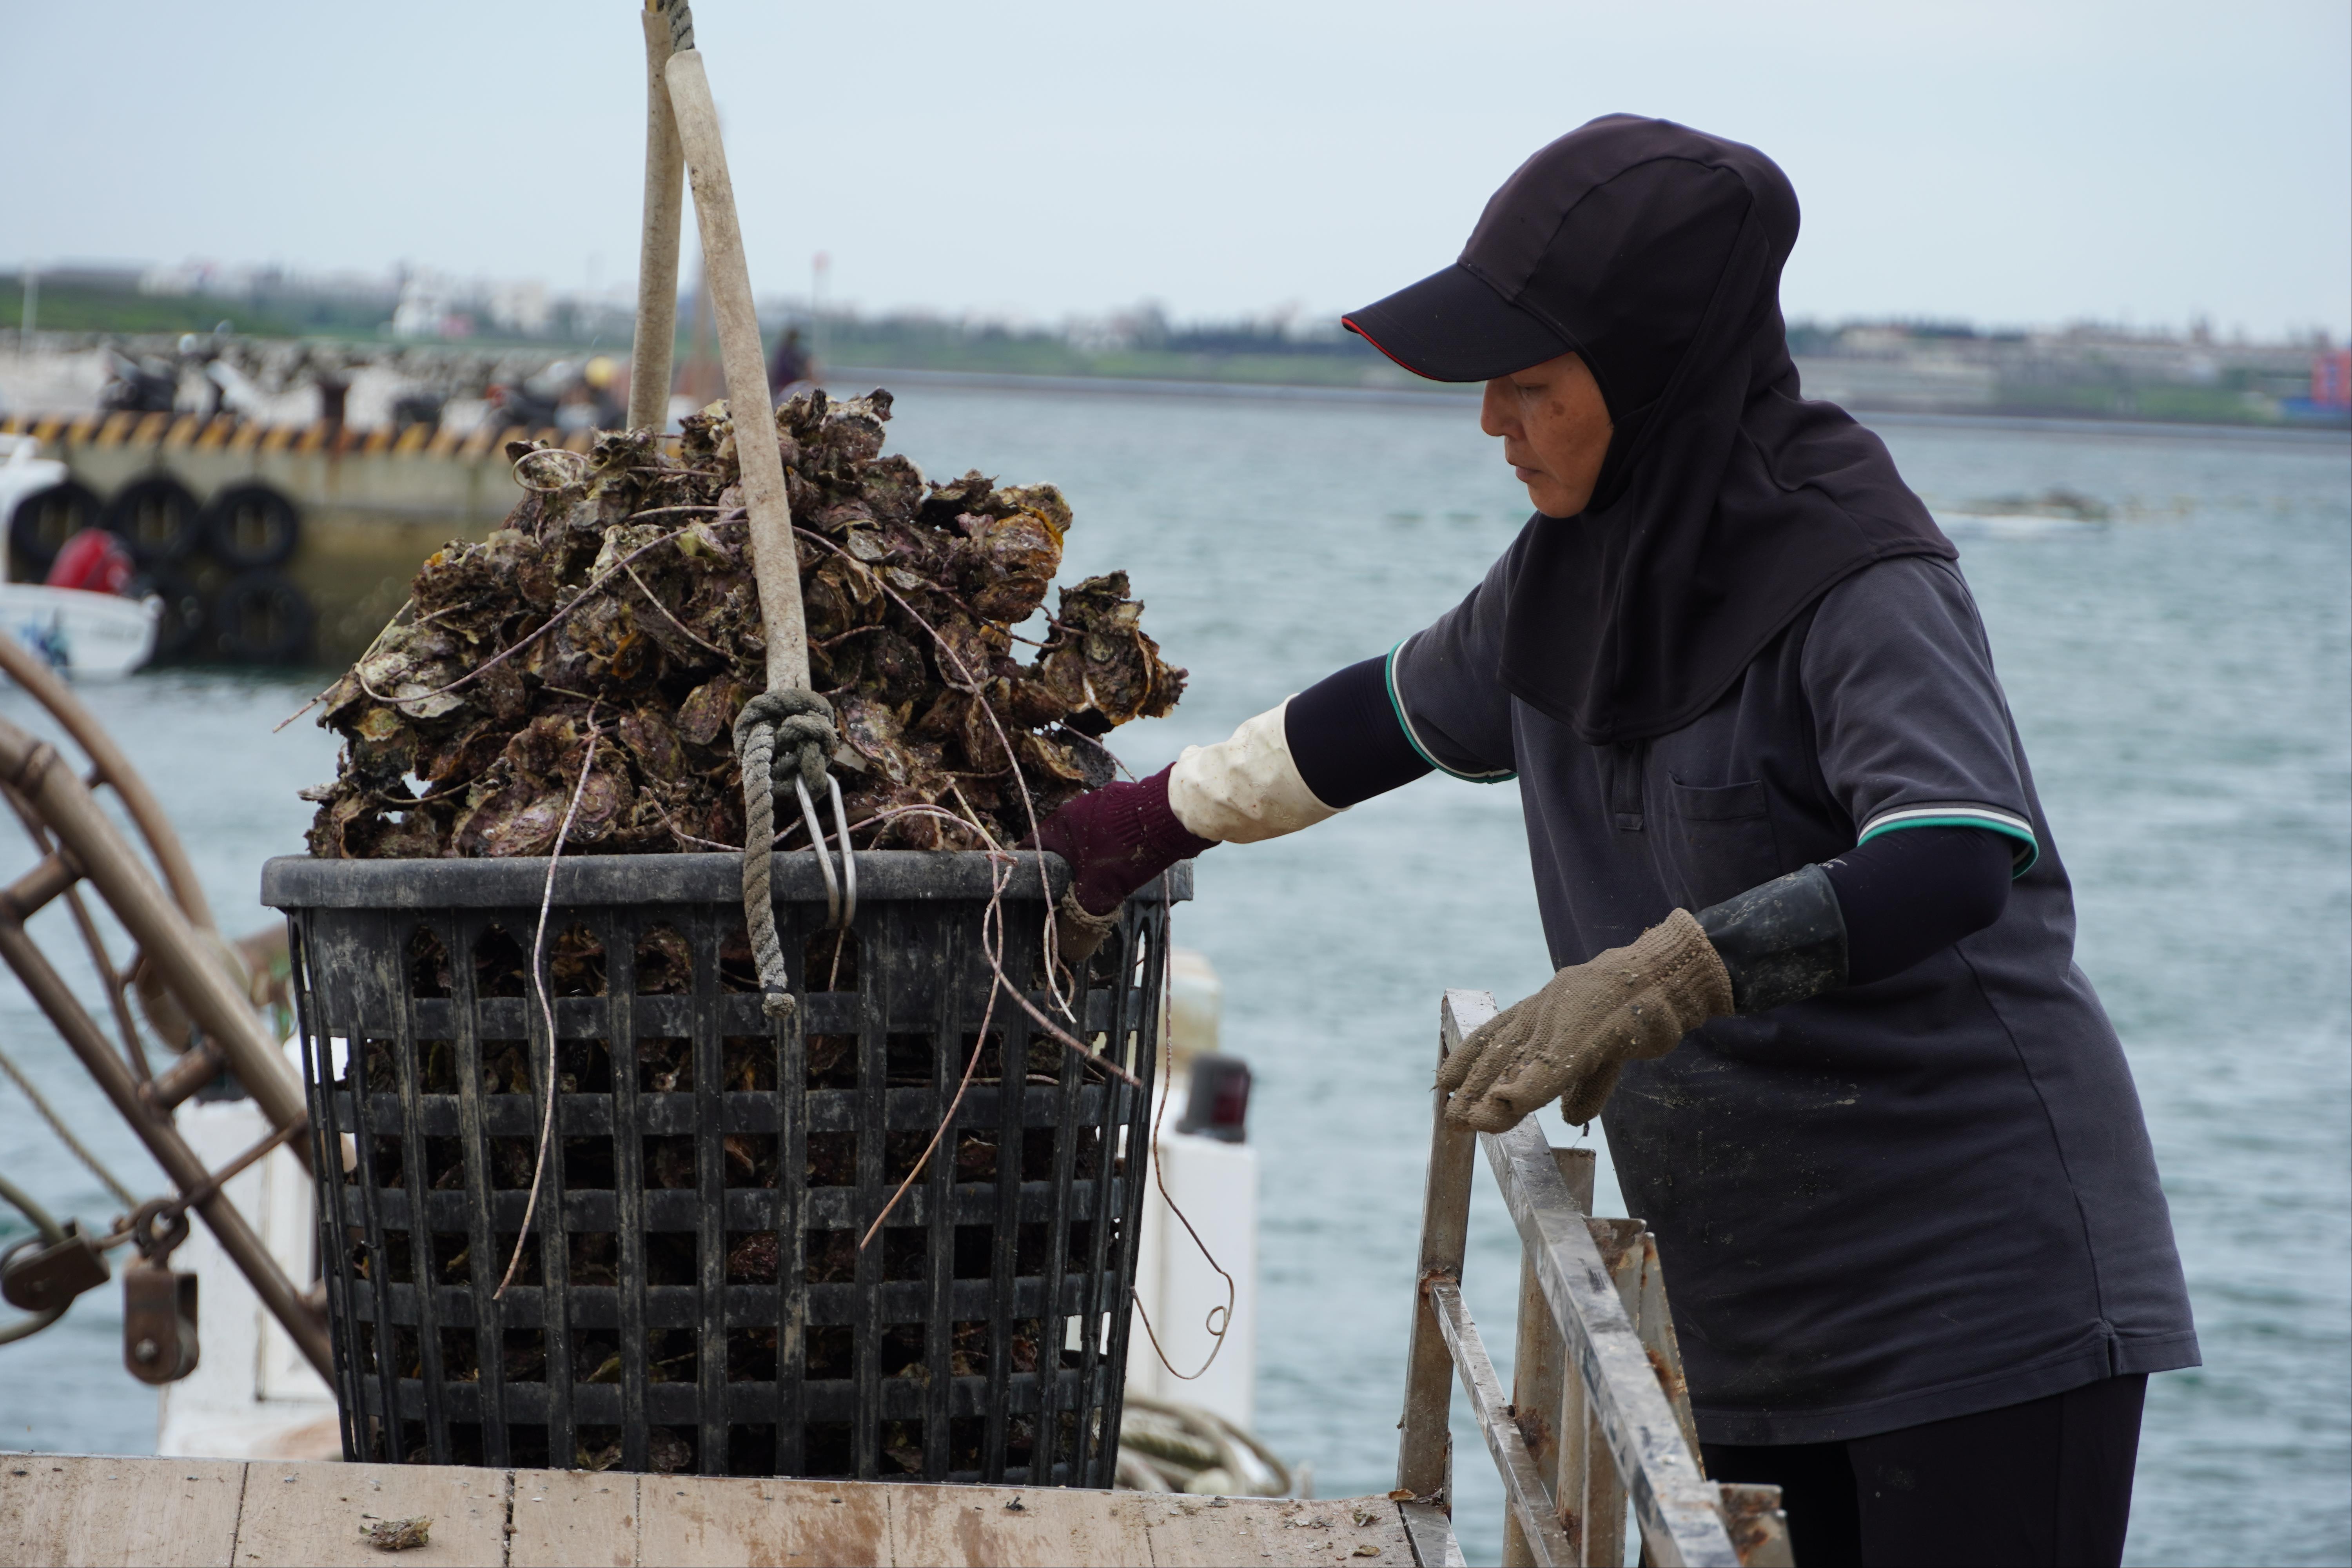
[1342,263,1574,382]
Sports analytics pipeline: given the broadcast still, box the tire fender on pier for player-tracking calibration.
[199,483,302,571]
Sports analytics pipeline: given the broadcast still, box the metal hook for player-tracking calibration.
[827,773,857,932]
[793,776,842,929]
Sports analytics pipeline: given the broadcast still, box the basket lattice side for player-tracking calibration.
[272,852,1173,1486]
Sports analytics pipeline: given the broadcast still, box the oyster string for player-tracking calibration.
[494,707,602,1301]
[1129,918,1234,1380]
[622,558,727,656]
[344,525,701,713]
[274,597,417,731]
[790,523,1080,1018]
[857,853,1014,1250]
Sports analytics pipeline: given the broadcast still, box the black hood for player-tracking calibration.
[1352,115,1955,746]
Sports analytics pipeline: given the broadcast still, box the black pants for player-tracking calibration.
[1701,1374,2146,1568]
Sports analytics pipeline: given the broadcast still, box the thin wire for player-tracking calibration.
[510,446,594,491]
[274,597,414,731]
[343,526,697,714]
[946,782,1002,851]
[858,854,1013,1250]
[623,504,728,521]
[790,525,1077,1019]
[622,558,726,656]
[494,711,602,1301]
[654,800,986,855]
[991,979,1143,1091]
[1129,922,1235,1381]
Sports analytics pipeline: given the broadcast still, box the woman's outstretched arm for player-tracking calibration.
[1025,656,1428,926]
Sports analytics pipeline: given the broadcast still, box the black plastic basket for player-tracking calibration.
[261,849,1185,1487]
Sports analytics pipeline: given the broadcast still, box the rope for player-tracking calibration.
[0,1038,139,1210]
[732,690,837,1020]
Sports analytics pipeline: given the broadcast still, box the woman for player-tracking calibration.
[1035,117,2198,1565]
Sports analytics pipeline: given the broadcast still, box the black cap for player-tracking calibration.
[1343,263,1572,385]
[1343,115,1759,409]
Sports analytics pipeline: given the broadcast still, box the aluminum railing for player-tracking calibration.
[1393,991,1795,1568]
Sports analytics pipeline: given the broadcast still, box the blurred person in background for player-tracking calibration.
[769,326,812,400]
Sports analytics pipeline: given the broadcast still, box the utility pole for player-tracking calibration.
[811,251,830,386]
[18,262,36,342]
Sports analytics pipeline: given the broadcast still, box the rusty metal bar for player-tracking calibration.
[1428,1279,1577,1567]
[1582,1218,1643,1565]
[0,911,331,1381]
[1426,989,1739,1568]
[0,715,309,1173]
[1633,1230,1704,1463]
[1400,1502,1469,1568]
[1396,987,1486,1506]
[141,1043,226,1112]
[1716,1485,1795,1567]
[1503,1253,1563,1566]
[0,630,214,929]
[1474,1136,1739,1563]
[1504,1147,1592,1566]
[0,851,78,922]
[2,782,155,1084]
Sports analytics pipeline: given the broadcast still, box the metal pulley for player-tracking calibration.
[122,1258,200,1385]
[0,1220,111,1314]
[118,1198,200,1385]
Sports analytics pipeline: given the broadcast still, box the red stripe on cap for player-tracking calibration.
[1341,316,1438,380]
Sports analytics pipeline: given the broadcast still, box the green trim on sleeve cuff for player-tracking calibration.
[1384,641,1517,784]
[1857,808,2040,877]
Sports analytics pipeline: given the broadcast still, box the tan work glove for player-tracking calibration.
[1439,908,1734,1132]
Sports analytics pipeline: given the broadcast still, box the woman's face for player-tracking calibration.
[1480,350,1614,517]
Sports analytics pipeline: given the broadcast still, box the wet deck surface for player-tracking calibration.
[0,1454,1425,1566]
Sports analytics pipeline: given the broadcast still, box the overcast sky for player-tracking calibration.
[7,1,2347,337]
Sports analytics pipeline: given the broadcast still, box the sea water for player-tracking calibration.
[0,385,2343,1566]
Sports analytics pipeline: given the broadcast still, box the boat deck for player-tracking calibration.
[1,1454,1434,1568]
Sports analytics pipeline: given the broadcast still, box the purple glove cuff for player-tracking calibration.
[1029,766,1214,916]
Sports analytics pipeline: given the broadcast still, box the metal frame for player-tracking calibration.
[0,633,330,1381]
[1396,991,1794,1568]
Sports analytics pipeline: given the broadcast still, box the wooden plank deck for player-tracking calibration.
[0,1455,1426,1568]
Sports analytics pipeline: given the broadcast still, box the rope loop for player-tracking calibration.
[733,689,835,796]
[733,689,839,1020]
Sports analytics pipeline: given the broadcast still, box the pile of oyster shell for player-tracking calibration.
[303,388,1184,859]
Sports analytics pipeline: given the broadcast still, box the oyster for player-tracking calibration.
[305,388,1184,858]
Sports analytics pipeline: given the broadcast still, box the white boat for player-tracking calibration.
[0,430,69,514]
[0,582,160,679]
[1936,510,2109,541]
[0,434,161,679]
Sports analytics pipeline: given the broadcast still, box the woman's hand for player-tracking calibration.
[1439,908,1733,1132]
[1023,766,1214,963]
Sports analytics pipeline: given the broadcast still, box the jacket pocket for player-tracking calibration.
[1662,777,1786,909]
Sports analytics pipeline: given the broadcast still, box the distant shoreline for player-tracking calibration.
[828,363,2352,444]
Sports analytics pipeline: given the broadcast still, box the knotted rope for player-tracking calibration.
[733,689,837,1019]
